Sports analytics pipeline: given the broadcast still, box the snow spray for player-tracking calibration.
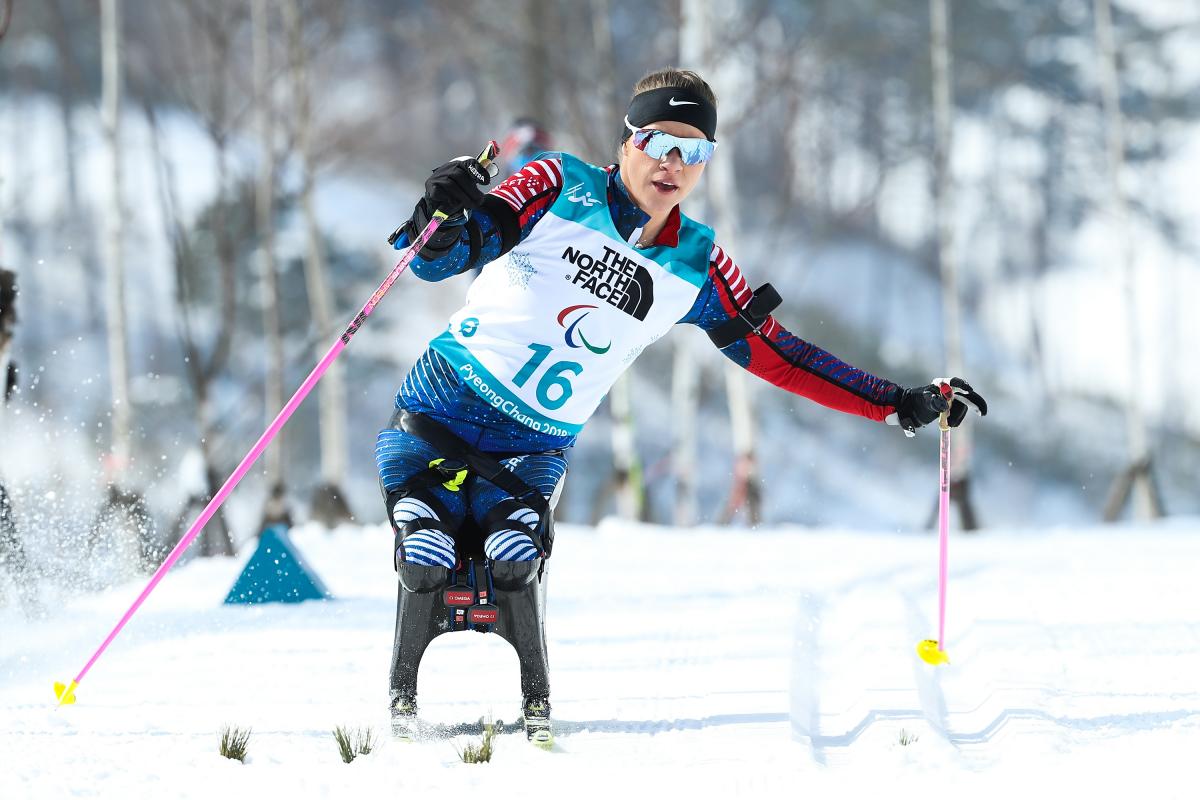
[55,143,500,706]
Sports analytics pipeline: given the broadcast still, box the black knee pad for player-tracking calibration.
[483,498,547,558]
[394,517,457,572]
[490,558,540,590]
[387,488,457,571]
[398,561,450,593]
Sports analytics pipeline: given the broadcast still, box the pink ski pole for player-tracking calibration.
[917,381,954,666]
[54,142,499,706]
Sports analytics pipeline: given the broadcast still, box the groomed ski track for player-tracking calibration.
[3,519,1199,799]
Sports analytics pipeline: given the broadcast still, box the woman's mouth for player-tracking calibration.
[651,179,678,195]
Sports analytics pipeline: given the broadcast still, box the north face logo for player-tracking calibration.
[562,245,654,321]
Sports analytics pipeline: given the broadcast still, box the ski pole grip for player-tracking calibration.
[457,141,501,188]
[938,381,953,432]
[476,140,500,170]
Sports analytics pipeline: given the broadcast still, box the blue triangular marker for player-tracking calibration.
[224,525,332,605]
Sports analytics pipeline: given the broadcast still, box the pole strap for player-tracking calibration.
[706,283,782,349]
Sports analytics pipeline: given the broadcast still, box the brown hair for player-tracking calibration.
[629,67,717,107]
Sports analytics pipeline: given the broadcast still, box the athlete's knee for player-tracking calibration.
[400,528,456,569]
[484,528,540,562]
[482,499,543,564]
[388,492,457,571]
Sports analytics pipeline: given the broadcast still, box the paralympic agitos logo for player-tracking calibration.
[557,304,611,354]
[562,245,654,321]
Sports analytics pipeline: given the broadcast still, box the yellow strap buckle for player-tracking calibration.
[429,458,469,492]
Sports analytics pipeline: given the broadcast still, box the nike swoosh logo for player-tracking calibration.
[668,97,698,106]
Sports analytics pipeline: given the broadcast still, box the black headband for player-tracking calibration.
[623,86,717,142]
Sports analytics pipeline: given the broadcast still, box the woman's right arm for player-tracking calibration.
[395,157,565,281]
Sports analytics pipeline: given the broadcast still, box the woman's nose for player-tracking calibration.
[660,149,684,170]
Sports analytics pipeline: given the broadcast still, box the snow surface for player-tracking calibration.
[4,519,1200,799]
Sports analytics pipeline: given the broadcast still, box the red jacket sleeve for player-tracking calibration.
[694,244,902,422]
[488,157,563,232]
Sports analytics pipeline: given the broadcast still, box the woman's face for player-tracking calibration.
[619,120,708,220]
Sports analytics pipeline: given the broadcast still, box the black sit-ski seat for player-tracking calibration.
[385,410,556,713]
[389,516,551,705]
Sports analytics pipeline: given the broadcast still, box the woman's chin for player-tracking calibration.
[638,194,676,218]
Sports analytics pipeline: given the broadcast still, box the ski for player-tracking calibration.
[522,696,554,750]
[391,715,525,741]
[390,706,554,748]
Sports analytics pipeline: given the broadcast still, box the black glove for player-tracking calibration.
[388,157,495,260]
[894,384,950,433]
[424,156,492,216]
[893,377,988,434]
[943,377,988,426]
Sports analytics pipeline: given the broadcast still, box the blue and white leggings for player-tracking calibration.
[376,427,565,568]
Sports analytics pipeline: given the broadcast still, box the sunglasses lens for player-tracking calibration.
[631,128,714,165]
[632,129,662,154]
[679,140,715,165]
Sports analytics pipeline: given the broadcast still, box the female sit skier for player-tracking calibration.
[377,68,987,744]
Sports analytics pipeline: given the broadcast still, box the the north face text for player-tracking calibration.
[563,245,654,321]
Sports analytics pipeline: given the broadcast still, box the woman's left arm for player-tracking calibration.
[679,244,903,422]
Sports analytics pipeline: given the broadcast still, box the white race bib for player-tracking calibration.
[430,154,713,437]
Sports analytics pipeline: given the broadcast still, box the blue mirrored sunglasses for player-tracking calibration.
[623,117,716,166]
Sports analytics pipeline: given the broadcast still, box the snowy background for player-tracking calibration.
[1,1,1199,796]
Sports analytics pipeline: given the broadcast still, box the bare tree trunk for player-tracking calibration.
[1,268,15,412]
[720,362,761,525]
[671,335,699,526]
[712,187,761,525]
[47,0,106,336]
[253,0,290,527]
[284,0,352,527]
[679,0,760,526]
[0,272,19,604]
[581,0,643,522]
[101,0,132,473]
[930,0,980,531]
[608,374,645,520]
[141,2,240,557]
[95,0,162,578]
[46,0,84,216]
[205,128,238,558]
[669,0,714,527]
[150,162,235,557]
[1093,0,1164,521]
[1029,107,1063,405]
[704,0,762,525]
[194,390,234,556]
[589,0,621,125]
[206,35,239,554]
